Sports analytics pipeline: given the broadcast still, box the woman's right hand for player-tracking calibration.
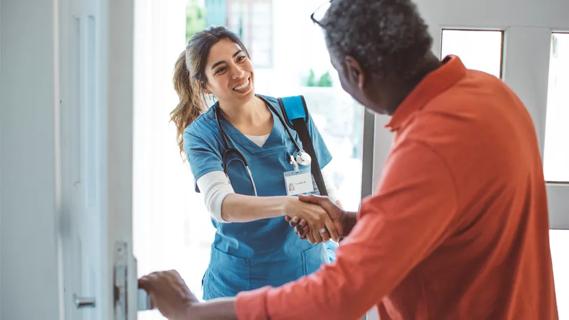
[283,197,340,243]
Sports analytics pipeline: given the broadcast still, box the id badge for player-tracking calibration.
[284,169,315,196]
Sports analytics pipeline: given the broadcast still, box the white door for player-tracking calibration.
[372,0,569,318]
[57,0,138,318]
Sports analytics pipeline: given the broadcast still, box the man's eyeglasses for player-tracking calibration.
[310,1,333,27]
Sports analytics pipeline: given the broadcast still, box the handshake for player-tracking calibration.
[282,194,352,244]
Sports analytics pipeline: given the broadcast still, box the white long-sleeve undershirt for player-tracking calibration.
[196,132,338,222]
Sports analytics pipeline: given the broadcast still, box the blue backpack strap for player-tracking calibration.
[279,95,309,127]
[278,95,328,196]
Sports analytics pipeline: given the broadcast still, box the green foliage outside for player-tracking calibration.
[186,0,206,42]
[304,69,333,87]
[317,71,333,87]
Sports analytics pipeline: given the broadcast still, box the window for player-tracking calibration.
[202,0,274,67]
[226,0,273,67]
[544,35,569,319]
[544,33,569,182]
[300,88,364,211]
[550,230,569,319]
[441,29,503,78]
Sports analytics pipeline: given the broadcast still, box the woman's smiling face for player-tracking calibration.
[204,38,255,104]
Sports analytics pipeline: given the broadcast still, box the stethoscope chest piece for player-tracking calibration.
[294,151,312,167]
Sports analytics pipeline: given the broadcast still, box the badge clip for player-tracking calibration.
[289,154,300,172]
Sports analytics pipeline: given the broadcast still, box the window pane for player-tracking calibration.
[441,29,503,78]
[226,0,273,67]
[300,88,364,211]
[544,33,569,182]
[252,0,364,212]
[550,230,569,320]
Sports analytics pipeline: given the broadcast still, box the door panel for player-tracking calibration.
[58,0,137,318]
[59,0,104,318]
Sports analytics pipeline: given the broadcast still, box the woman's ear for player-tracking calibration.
[201,81,212,95]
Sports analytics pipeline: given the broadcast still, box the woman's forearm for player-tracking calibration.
[221,194,293,222]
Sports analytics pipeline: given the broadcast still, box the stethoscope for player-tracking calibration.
[215,101,312,196]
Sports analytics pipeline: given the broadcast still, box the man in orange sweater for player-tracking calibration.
[139,0,558,319]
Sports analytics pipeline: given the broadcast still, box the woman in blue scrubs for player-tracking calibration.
[170,26,339,299]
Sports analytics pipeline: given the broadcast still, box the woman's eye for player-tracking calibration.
[237,55,246,63]
[215,67,226,75]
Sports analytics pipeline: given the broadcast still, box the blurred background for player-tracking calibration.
[131,1,568,319]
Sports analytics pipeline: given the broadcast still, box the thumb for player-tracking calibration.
[298,194,326,205]
[300,195,337,216]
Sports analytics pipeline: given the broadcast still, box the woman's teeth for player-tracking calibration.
[233,79,249,91]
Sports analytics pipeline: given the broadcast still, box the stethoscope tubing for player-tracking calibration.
[214,99,310,196]
[215,100,304,155]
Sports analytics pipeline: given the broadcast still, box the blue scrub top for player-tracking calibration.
[184,95,333,299]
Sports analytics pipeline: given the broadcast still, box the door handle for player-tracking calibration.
[73,294,96,308]
[138,288,152,311]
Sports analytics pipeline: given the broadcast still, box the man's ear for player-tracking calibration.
[344,56,366,89]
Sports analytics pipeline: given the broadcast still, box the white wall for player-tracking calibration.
[0,0,62,318]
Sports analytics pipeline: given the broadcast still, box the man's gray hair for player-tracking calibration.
[321,0,432,80]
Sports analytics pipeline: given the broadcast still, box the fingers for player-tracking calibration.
[142,270,198,319]
[310,206,338,242]
[285,210,309,240]
[314,226,324,243]
[318,227,331,242]
[296,224,309,239]
[138,270,162,290]
[289,216,300,227]
[138,275,149,288]
[299,195,344,238]
[308,228,321,244]
[138,271,181,315]
[295,226,305,239]
[323,216,340,242]
[287,216,303,230]
[284,197,337,243]
[306,204,334,243]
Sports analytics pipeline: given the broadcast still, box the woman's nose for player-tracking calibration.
[230,64,246,79]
